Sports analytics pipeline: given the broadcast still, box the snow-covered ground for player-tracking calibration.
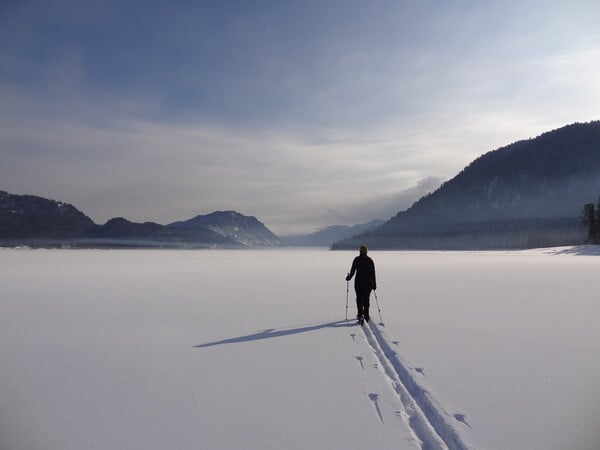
[1,248,599,450]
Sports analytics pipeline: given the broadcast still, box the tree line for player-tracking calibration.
[582,197,600,244]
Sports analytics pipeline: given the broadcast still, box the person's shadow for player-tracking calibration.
[194,320,353,348]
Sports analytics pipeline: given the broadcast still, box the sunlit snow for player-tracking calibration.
[1,248,599,450]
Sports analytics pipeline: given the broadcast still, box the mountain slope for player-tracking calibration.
[89,217,236,247]
[169,211,282,246]
[334,121,600,249]
[0,191,96,242]
[0,191,266,248]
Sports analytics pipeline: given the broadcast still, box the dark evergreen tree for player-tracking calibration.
[582,202,598,244]
[597,196,600,244]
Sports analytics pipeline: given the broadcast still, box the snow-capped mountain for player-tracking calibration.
[168,211,282,247]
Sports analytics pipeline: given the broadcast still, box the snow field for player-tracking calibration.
[1,248,599,449]
[372,249,600,450]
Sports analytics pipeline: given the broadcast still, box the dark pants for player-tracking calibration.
[355,288,371,320]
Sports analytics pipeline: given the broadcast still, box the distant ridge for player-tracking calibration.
[282,220,385,247]
[334,121,600,250]
[169,211,282,247]
[89,217,236,247]
[0,191,280,248]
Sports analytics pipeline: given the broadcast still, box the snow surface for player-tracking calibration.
[1,248,599,450]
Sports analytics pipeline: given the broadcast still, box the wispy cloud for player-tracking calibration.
[0,103,448,233]
[1,1,600,234]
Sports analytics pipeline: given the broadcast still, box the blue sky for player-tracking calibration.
[2,0,600,234]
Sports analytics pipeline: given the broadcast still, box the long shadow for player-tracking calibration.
[194,320,353,348]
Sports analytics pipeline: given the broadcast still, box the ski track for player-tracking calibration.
[360,321,471,450]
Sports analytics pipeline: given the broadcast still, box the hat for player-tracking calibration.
[359,245,368,254]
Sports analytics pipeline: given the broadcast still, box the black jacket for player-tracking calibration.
[347,254,376,292]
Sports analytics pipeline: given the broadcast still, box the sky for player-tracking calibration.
[1,0,600,235]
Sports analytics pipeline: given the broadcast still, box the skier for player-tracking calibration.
[346,245,376,325]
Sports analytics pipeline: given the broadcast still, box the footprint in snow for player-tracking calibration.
[356,356,364,370]
[454,413,472,429]
[368,393,384,424]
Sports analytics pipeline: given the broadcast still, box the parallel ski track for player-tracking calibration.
[362,321,470,450]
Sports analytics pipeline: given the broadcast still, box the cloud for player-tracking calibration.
[0,90,449,235]
[2,1,600,235]
[341,176,446,224]
[1,69,597,235]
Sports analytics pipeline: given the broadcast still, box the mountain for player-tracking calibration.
[0,191,96,244]
[168,211,282,247]
[282,220,385,246]
[333,121,600,250]
[88,217,236,248]
[0,191,275,248]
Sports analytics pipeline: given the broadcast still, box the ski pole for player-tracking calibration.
[373,290,383,325]
[345,279,349,322]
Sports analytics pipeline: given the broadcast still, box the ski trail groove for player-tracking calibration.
[362,322,470,450]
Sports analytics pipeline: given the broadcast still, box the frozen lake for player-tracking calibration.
[1,248,599,449]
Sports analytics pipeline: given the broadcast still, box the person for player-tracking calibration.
[346,245,376,323]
